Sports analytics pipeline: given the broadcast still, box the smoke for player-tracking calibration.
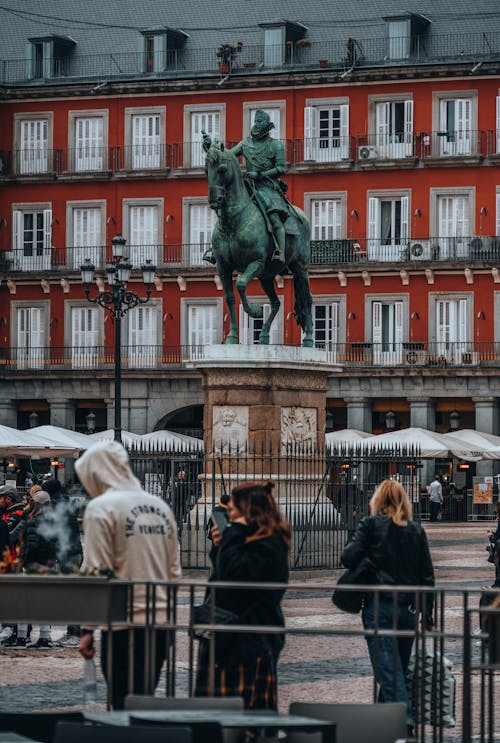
[35,495,85,570]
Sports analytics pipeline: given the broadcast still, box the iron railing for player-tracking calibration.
[2,31,500,84]
[1,342,500,372]
[2,235,500,274]
[1,575,498,743]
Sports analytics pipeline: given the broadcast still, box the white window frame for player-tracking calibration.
[432,90,478,157]
[11,301,49,370]
[367,190,410,261]
[14,112,53,175]
[387,19,411,60]
[65,301,103,369]
[11,202,52,271]
[305,191,347,242]
[262,25,285,67]
[142,32,168,73]
[66,200,106,270]
[304,97,349,162]
[181,298,223,347]
[428,292,473,364]
[430,187,475,259]
[496,188,500,237]
[122,197,164,268]
[368,94,414,158]
[68,109,108,172]
[365,294,408,366]
[496,93,500,155]
[182,197,216,267]
[183,104,226,169]
[239,298,283,345]
[312,294,346,363]
[125,299,162,368]
[242,100,286,140]
[124,106,166,170]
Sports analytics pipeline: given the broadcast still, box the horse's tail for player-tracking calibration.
[293,265,313,330]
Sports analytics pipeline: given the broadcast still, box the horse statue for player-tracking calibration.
[204,139,313,347]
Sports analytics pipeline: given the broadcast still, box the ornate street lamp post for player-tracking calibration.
[80,235,156,443]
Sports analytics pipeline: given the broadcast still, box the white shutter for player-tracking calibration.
[400,196,409,242]
[188,304,219,346]
[20,119,48,174]
[456,98,472,154]
[372,301,382,362]
[71,306,98,368]
[128,305,157,366]
[394,301,404,344]
[304,106,318,161]
[339,104,349,159]
[458,298,467,345]
[75,117,103,171]
[436,299,449,356]
[496,96,500,154]
[18,306,44,369]
[129,205,158,266]
[73,207,101,268]
[153,34,167,72]
[12,210,22,266]
[264,27,284,67]
[439,99,449,155]
[404,100,414,156]
[132,114,160,169]
[496,192,500,236]
[191,112,220,167]
[311,199,340,241]
[368,197,379,255]
[42,209,52,270]
[376,102,389,151]
[189,204,216,265]
[239,304,251,345]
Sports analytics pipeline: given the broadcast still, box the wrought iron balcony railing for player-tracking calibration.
[0,342,498,372]
[2,236,500,274]
[1,31,500,85]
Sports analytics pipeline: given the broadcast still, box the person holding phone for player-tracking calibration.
[195,481,290,712]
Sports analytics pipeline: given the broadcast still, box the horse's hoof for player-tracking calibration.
[258,336,270,345]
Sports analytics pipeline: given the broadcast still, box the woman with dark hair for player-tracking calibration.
[195,481,290,711]
[341,479,435,736]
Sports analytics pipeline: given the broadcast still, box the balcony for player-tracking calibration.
[2,236,500,275]
[421,130,486,161]
[0,342,497,373]
[2,31,500,85]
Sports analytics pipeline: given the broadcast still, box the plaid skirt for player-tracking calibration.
[194,641,278,710]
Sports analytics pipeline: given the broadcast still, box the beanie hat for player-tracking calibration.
[31,490,51,506]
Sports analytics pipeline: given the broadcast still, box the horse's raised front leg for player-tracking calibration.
[236,259,265,319]
[257,275,280,345]
[218,265,238,344]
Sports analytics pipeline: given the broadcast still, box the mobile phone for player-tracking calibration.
[211,509,229,535]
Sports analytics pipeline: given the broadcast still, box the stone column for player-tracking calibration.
[0,399,18,428]
[126,399,149,434]
[345,397,372,433]
[408,397,435,431]
[104,398,114,431]
[473,397,499,478]
[47,398,74,430]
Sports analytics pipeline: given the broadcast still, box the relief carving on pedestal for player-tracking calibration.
[281,407,317,451]
[212,405,249,453]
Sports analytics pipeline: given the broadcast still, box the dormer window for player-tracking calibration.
[140,28,188,73]
[384,13,430,61]
[259,20,308,67]
[28,35,76,79]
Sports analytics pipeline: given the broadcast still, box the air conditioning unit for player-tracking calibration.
[404,350,427,367]
[409,240,431,260]
[357,145,378,161]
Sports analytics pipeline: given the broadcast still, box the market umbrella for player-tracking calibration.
[326,429,372,445]
[445,429,500,460]
[360,427,484,461]
[86,429,141,448]
[134,430,204,452]
[0,424,82,458]
[30,425,92,451]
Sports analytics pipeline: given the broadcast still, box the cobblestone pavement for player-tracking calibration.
[1,521,497,741]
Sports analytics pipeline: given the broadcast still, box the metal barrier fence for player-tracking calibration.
[1,577,499,742]
[129,444,421,570]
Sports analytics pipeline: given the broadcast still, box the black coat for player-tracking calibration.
[209,522,289,664]
[21,511,58,568]
[341,514,435,619]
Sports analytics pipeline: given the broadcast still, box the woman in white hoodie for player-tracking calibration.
[76,440,181,708]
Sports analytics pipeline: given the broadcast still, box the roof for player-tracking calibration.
[1,0,499,62]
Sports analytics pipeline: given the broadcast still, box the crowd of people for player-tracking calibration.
[1,442,499,731]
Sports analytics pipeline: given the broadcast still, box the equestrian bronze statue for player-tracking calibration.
[202,110,313,347]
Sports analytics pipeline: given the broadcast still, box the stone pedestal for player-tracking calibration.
[187,345,340,453]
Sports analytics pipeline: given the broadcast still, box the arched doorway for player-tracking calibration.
[160,405,204,439]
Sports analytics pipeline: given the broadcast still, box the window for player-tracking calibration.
[12,303,47,369]
[185,302,222,346]
[127,304,160,367]
[439,98,473,156]
[143,33,167,73]
[436,299,468,361]
[69,113,106,172]
[14,115,52,174]
[367,194,409,260]
[125,107,166,170]
[12,206,51,270]
[29,35,75,79]
[374,100,413,158]
[304,102,349,162]
[496,95,500,154]
[310,199,342,241]
[70,306,100,369]
[185,202,216,266]
[387,19,410,60]
[313,302,339,362]
[263,27,285,67]
[243,100,285,140]
[67,201,105,270]
[497,190,500,237]
[372,300,404,365]
[190,110,220,167]
[437,194,470,259]
[239,300,282,345]
[124,199,163,267]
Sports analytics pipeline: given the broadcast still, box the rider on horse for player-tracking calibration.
[202,110,295,268]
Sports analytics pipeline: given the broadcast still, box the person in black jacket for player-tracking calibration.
[487,500,500,587]
[195,481,290,712]
[341,479,435,734]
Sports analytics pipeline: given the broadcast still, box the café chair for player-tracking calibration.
[125,695,244,711]
[130,717,222,743]
[53,721,192,743]
[288,702,407,743]
[0,712,84,743]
